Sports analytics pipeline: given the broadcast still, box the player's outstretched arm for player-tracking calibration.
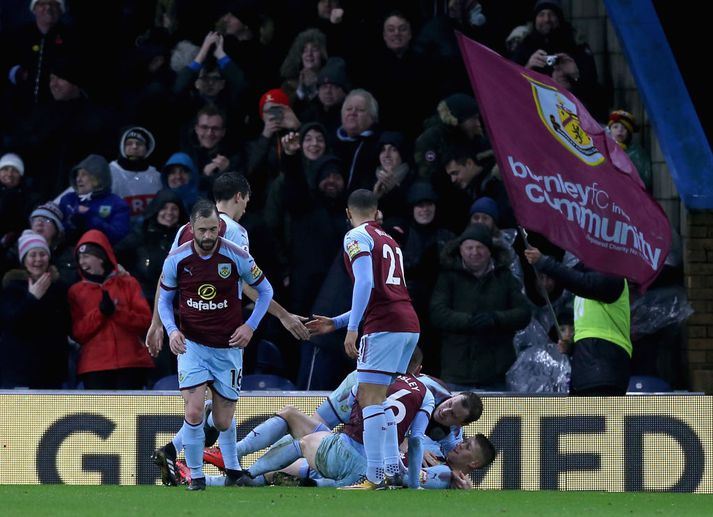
[243,283,309,340]
[305,315,337,335]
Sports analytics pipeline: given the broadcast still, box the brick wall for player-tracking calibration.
[684,212,713,393]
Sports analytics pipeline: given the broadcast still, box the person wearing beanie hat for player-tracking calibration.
[431,223,530,391]
[68,229,153,390]
[438,93,479,127]
[30,0,66,13]
[297,58,348,145]
[24,201,79,285]
[469,196,500,228]
[608,109,653,191]
[1,226,70,389]
[120,127,156,159]
[110,126,162,220]
[414,93,489,187]
[317,57,350,93]
[406,180,438,206]
[49,55,88,99]
[76,241,110,268]
[457,223,493,254]
[373,131,413,219]
[259,88,290,116]
[1,153,39,245]
[58,154,131,246]
[215,1,261,38]
[30,202,65,236]
[18,230,50,264]
[299,122,328,159]
[0,153,25,179]
[533,0,563,21]
[608,110,637,144]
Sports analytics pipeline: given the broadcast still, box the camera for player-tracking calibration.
[545,55,559,66]
[265,105,284,123]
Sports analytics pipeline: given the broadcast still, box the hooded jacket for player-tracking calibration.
[58,154,131,244]
[430,234,530,386]
[160,152,200,211]
[67,229,154,375]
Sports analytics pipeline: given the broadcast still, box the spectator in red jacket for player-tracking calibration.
[68,229,154,389]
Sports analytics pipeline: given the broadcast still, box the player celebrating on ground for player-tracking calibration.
[157,199,273,490]
[307,189,421,489]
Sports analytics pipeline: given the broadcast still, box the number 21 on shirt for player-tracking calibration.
[383,243,405,286]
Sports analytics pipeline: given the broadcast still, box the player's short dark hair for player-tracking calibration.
[407,346,423,374]
[190,198,219,224]
[213,171,251,202]
[347,189,378,213]
[461,391,483,424]
[474,433,497,468]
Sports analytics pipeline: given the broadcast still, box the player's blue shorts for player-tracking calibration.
[314,433,366,487]
[357,331,419,382]
[315,370,358,428]
[177,339,242,401]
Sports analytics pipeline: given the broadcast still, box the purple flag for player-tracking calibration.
[456,33,671,288]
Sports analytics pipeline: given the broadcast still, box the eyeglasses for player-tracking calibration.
[31,216,54,224]
[196,124,225,133]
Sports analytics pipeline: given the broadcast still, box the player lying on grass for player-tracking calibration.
[190,371,435,488]
[194,380,493,486]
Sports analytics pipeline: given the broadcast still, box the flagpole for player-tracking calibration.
[518,226,563,342]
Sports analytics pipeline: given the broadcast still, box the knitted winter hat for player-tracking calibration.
[608,110,638,134]
[533,0,563,20]
[317,57,350,91]
[469,196,499,223]
[29,202,65,234]
[406,181,438,205]
[458,223,493,251]
[120,126,156,158]
[18,230,50,263]
[30,0,65,13]
[0,153,24,176]
[438,93,479,126]
[258,88,290,114]
[76,242,108,263]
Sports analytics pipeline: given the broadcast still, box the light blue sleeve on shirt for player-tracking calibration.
[439,427,464,456]
[158,251,180,334]
[244,277,273,330]
[407,411,430,488]
[347,254,374,332]
[158,288,178,335]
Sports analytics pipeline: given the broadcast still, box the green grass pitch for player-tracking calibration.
[2,486,713,516]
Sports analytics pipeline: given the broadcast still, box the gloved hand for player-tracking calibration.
[99,290,115,316]
[469,312,497,330]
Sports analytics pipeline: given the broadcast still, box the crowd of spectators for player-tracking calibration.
[0,0,683,391]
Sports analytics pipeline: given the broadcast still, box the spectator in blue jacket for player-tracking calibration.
[58,154,130,245]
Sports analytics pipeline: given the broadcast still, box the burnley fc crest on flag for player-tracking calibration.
[456,33,671,288]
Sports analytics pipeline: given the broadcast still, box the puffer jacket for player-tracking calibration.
[67,229,153,375]
[430,238,530,386]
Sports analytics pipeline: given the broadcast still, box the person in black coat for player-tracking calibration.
[0,230,69,388]
[114,189,188,303]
